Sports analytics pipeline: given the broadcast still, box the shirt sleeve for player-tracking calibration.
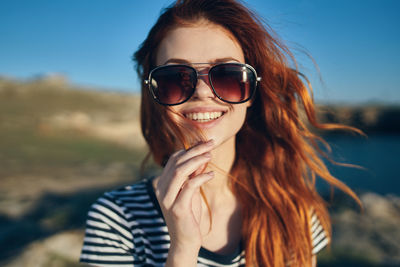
[80,193,142,266]
[310,211,330,255]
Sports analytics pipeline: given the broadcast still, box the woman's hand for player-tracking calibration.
[154,140,215,260]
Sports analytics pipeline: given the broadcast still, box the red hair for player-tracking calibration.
[133,0,361,266]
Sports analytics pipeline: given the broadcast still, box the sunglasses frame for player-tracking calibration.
[144,62,261,106]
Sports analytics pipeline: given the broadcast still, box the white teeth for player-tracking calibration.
[185,112,223,122]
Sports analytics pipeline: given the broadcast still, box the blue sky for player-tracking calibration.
[1,0,399,104]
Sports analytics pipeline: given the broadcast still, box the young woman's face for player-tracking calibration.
[156,21,250,147]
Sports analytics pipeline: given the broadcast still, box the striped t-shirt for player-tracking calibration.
[80,178,328,266]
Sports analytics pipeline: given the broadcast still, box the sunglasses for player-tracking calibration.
[144,62,261,106]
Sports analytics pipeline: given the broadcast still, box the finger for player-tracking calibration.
[163,149,186,172]
[163,153,212,205]
[190,163,208,178]
[175,139,215,165]
[161,140,213,188]
[174,172,214,211]
[157,149,186,192]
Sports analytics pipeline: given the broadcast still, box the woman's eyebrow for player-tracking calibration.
[162,57,241,65]
[163,58,190,65]
[210,57,241,63]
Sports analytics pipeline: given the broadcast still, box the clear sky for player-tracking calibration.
[1,0,399,104]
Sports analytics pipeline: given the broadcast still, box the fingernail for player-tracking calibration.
[207,171,214,177]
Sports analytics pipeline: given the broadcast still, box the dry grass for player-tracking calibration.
[0,77,152,266]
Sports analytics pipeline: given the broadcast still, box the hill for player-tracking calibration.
[316,104,400,134]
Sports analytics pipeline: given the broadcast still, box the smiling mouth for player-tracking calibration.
[184,111,224,122]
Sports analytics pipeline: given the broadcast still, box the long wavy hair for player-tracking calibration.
[134,0,360,266]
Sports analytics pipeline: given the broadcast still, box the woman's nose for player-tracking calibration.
[192,73,215,100]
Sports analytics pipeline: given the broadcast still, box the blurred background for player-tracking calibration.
[0,0,399,266]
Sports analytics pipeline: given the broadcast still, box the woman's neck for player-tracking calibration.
[203,136,236,200]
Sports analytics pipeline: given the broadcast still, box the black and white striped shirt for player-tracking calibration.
[80,178,328,266]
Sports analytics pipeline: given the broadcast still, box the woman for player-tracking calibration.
[80,0,359,266]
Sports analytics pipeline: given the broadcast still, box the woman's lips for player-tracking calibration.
[184,111,223,122]
[182,108,227,128]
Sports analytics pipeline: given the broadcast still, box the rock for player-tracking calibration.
[4,230,85,267]
[42,111,146,149]
[327,192,400,265]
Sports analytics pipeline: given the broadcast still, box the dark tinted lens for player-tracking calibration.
[150,66,196,105]
[210,64,256,103]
